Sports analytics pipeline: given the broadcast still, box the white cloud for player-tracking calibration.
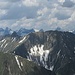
[0,9,7,15]
[22,0,39,7]
[58,0,65,3]
[37,7,48,16]
[0,2,10,9]
[0,0,75,31]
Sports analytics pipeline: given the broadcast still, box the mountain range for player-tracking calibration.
[1,27,75,37]
[0,30,75,75]
[0,27,13,36]
[56,27,75,34]
[0,27,44,36]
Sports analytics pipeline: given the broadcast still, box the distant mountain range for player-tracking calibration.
[69,30,75,34]
[0,27,75,37]
[0,27,44,36]
[56,27,75,34]
[1,27,75,37]
[0,27,13,36]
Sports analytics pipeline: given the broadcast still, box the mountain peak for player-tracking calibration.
[11,31,19,37]
[55,27,62,31]
[17,28,35,36]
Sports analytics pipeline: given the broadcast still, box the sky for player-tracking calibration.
[0,0,75,31]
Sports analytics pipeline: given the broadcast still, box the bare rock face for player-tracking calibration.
[0,52,54,75]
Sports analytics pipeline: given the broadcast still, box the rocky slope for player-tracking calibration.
[0,52,54,75]
[13,31,75,75]
[0,30,75,75]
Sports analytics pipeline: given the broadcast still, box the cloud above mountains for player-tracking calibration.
[0,0,75,31]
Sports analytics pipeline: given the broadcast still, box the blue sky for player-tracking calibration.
[0,0,75,31]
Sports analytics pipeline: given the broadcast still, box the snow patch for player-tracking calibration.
[69,30,74,33]
[19,36,26,43]
[70,57,72,59]
[4,43,8,48]
[1,40,6,48]
[45,65,48,69]
[21,62,23,67]
[27,56,32,61]
[16,45,19,47]
[0,39,5,42]
[34,29,39,32]
[29,45,50,67]
[15,56,22,71]
[44,50,50,61]
[47,36,49,41]
[14,51,15,53]
[30,45,46,56]
[57,50,61,57]
[50,66,54,71]
[12,38,16,42]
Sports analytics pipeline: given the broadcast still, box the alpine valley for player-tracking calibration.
[0,28,75,75]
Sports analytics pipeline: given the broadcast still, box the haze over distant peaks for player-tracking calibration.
[0,27,44,36]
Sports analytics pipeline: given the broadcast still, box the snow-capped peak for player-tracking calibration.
[34,29,39,32]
